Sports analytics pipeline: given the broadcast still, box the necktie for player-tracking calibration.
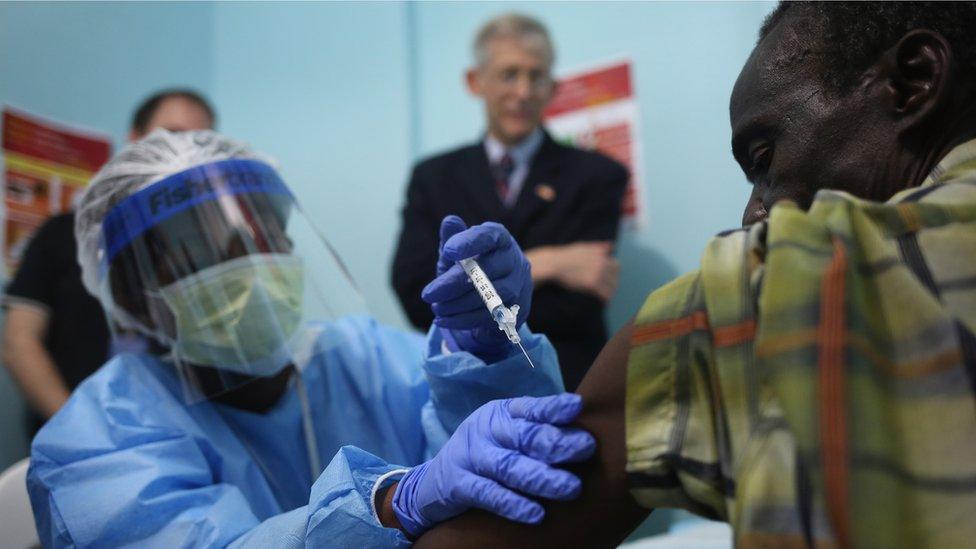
[491,153,515,202]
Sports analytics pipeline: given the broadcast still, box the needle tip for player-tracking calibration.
[517,342,535,368]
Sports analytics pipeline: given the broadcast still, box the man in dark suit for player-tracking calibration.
[392,13,628,390]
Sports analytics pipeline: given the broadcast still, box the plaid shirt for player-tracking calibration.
[626,139,976,548]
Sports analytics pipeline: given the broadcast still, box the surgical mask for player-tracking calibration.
[158,253,305,376]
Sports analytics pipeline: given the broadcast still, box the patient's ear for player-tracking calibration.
[879,29,954,131]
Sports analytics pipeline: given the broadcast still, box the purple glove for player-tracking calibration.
[422,215,532,361]
[391,393,595,538]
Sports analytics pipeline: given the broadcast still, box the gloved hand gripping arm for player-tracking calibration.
[377,393,596,538]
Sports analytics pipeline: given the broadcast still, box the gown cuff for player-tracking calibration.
[369,468,410,525]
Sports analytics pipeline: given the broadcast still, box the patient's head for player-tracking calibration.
[731,1,976,225]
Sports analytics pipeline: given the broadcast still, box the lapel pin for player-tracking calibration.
[535,183,556,202]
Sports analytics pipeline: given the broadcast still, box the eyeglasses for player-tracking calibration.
[489,67,554,92]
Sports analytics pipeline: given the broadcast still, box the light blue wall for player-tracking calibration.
[412,1,773,332]
[0,1,214,146]
[211,1,415,328]
[0,1,214,470]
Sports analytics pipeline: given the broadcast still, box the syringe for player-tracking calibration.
[458,257,535,368]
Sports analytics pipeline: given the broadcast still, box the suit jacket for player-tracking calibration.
[391,131,628,390]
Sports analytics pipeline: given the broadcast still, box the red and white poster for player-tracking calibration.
[2,107,112,277]
[544,60,646,229]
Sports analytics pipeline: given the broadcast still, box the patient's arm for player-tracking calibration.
[414,319,652,548]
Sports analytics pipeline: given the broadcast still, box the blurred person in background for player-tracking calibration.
[392,12,629,391]
[2,89,214,437]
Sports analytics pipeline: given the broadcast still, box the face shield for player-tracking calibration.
[97,157,366,403]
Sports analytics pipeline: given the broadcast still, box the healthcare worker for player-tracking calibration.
[26,130,595,547]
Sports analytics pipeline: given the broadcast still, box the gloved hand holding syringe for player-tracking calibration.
[458,257,535,368]
[422,215,536,367]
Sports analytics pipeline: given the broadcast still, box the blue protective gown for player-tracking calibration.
[27,315,562,548]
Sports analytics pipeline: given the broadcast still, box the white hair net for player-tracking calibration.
[75,129,268,327]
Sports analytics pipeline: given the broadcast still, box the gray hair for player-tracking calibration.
[473,12,555,68]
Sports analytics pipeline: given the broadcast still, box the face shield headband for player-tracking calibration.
[101,158,293,268]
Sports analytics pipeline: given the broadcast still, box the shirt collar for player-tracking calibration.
[890,138,976,202]
[484,127,544,166]
[920,138,976,188]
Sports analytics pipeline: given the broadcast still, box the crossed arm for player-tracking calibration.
[414,320,652,548]
[392,164,626,331]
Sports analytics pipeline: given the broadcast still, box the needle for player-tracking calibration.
[517,341,535,368]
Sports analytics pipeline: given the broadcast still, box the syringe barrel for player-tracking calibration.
[458,258,504,311]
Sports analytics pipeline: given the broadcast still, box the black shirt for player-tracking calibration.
[4,212,110,395]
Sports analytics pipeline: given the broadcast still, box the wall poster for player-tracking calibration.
[544,60,647,230]
[2,107,111,278]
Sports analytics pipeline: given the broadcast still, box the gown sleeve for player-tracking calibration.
[27,319,563,548]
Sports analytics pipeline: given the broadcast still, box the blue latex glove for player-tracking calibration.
[422,215,532,361]
[391,393,595,538]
